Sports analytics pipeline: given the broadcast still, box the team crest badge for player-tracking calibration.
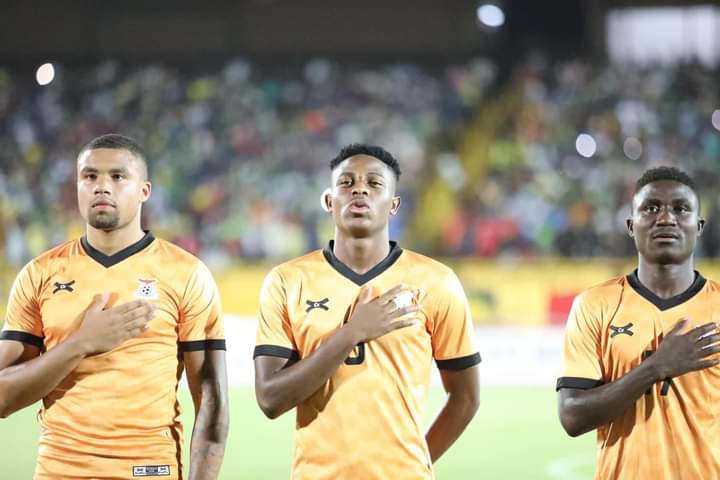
[135,278,159,300]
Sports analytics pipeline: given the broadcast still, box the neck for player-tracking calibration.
[636,256,695,299]
[85,220,145,256]
[332,229,391,275]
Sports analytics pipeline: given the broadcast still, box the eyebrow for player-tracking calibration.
[338,170,387,177]
[80,167,130,174]
[641,196,693,203]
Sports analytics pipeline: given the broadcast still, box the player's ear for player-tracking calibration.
[390,196,401,216]
[321,188,332,213]
[140,181,152,203]
[698,218,706,236]
[626,218,634,237]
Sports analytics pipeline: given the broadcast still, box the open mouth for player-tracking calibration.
[348,201,370,214]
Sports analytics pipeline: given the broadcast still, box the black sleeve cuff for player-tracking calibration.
[253,344,300,361]
[435,352,482,370]
[179,339,226,352]
[0,330,44,348]
[556,376,603,391]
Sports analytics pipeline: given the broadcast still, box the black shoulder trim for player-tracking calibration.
[627,269,706,311]
[323,240,403,286]
[179,339,226,352]
[253,345,300,361]
[436,352,482,370]
[0,330,44,348]
[556,376,603,391]
[81,231,155,268]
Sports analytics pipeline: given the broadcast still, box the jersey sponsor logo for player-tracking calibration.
[132,465,170,477]
[135,278,159,300]
[609,322,634,337]
[305,298,329,312]
[52,280,75,294]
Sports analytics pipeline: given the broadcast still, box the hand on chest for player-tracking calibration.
[288,282,431,356]
[607,302,717,368]
[40,267,176,343]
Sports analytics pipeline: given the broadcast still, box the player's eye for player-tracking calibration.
[85,174,97,180]
[675,205,690,214]
[644,205,659,213]
[369,181,383,187]
[112,174,125,181]
[338,179,352,187]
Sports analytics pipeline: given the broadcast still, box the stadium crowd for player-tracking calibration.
[441,57,720,258]
[0,59,493,268]
[1,57,718,267]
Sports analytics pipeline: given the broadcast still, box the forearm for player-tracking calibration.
[425,392,479,463]
[559,360,661,436]
[0,339,88,417]
[257,325,359,418]
[188,382,229,480]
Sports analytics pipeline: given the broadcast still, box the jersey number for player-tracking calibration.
[642,350,673,395]
[343,306,366,365]
[344,342,365,365]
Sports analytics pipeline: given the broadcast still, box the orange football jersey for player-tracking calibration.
[558,271,720,479]
[1,232,224,480]
[255,241,480,480]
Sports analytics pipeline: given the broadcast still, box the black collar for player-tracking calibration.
[81,231,155,268]
[323,240,403,286]
[627,269,706,311]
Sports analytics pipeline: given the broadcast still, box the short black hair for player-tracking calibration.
[79,133,148,179]
[330,143,401,180]
[635,166,696,193]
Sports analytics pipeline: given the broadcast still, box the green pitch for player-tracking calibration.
[0,387,595,479]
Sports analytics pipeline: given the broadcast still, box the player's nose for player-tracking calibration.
[93,176,112,195]
[656,206,677,225]
[352,182,369,196]
[353,185,368,196]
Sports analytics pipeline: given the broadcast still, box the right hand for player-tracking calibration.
[345,284,422,344]
[649,319,720,380]
[70,292,156,355]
